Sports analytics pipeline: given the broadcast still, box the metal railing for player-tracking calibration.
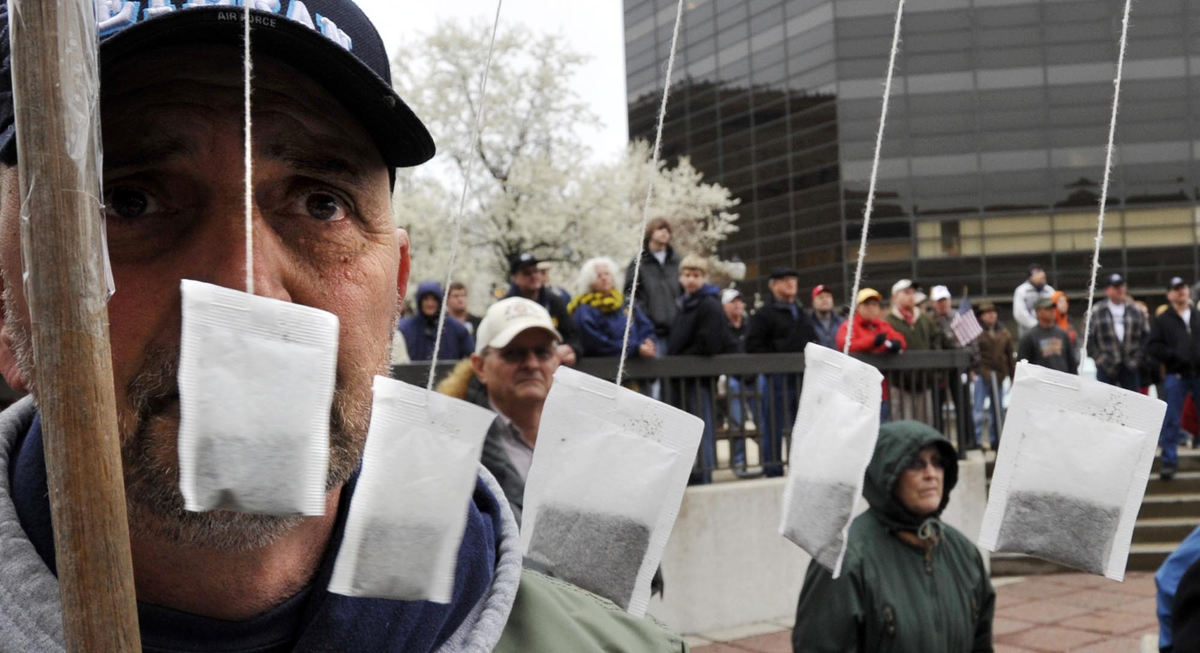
[393,349,976,482]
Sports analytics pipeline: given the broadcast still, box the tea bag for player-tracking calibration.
[521,366,702,616]
[328,376,493,602]
[979,361,1165,579]
[779,343,882,577]
[177,279,338,516]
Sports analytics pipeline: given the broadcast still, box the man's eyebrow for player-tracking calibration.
[104,136,194,171]
[265,142,371,185]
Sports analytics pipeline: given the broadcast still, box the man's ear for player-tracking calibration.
[470,352,487,385]
[0,276,29,395]
[0,167,28,395]
[396,227,411,310]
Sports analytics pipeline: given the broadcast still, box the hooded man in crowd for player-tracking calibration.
[397,281,474,361]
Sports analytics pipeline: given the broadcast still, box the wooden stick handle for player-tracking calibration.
[8,0,141,649]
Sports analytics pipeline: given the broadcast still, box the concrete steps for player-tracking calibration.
[990,448,1200,576]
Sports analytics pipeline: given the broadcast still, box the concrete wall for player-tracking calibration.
[647,451,988,635]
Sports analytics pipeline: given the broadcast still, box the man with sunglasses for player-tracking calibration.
[470,297,562,523]
[792,421,995,652]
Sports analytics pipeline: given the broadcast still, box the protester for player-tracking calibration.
[625,217,681,351]
[397,281,475,361]
[538,261,572,306]
[507,252,578,366]
[721,288,756,476]
[1013,263,1055,337]
[972,301,1014,450]
[1162,526,1200,653]
[1086,273,1147,391]
[809,284,845,350]
[836,288,905,420]
[791,421,995,651]
[669,255,738,484]
[1147,277,1200,481]
[1017,298,1078,374]
[0,3,683,649]
[930,284,956,344]
[885,279,942,351]
[747,267,817,478]
[568,257,655,359]
[445,280,482,337]
[1050,289,1076,344]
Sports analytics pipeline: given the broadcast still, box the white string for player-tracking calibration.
[427,0,504,391]
[616,0,685,387]
[1077,0,1132,372]
[843,0,905,356]
[243,3,254,295]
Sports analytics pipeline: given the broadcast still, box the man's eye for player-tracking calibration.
[304,192,346,222]
[106,187,157,220]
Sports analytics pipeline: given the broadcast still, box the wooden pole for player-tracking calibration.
[8,0,141,649]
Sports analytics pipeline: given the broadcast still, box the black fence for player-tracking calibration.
[393,349,976,482]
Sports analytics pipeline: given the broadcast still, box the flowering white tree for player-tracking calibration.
[391,20,739,308]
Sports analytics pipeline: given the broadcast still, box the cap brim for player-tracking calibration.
[484,320,561,353]
[99,8,435,168]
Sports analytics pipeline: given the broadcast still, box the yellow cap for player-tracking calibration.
[856,288,883,305]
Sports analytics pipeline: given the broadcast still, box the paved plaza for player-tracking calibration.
[689,572,1160,653]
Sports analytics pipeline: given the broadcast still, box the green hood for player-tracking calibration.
[863,420,958,532]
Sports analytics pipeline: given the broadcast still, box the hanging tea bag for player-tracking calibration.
[779,343,882,577]
[329,376,493,602]
[521,366,702,616]
[177,279,338,516]
[979,361,1165,579]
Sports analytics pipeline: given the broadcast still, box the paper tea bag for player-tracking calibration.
[178,280,338,516]
[520,366,702,616]
[979,361,1165,579]
[329,376,493,602]
[779,343,882,578]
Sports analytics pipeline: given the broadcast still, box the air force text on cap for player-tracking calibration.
[95,0,354,50]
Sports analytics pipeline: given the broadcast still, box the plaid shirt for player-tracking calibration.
[1086,299,1148,374]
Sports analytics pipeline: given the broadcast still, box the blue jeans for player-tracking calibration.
[1161,374,1200,468]
[683,380,716,484]
[757,374,799,478]
[728,375,753,466]
[973,374,1000,448]
[1096,365,1140,392]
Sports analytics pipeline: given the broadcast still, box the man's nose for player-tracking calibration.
[187,199,292,303]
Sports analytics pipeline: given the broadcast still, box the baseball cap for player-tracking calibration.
[475,297,561,355]
[891,279,913,295]
[768,267,799,281]
[1035,297,1055,310]
[1106,272,1126,287]
[856,288,882,305]
[0,1,435,168]
[509,252,540,276]
[721,288,742,305]
[1168,276,1188,291]
[931,285,951,302]
[977,300,997,313]
[811,284,831,299]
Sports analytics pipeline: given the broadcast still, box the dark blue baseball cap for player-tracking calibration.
[0,0,434,168]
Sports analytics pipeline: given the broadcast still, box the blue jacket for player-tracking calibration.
[399,281,474,361]
[572,300,655,358]
[1157,525,1200,651]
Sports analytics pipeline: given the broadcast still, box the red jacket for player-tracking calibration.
[836,313,907,353]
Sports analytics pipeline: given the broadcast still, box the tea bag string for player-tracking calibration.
[615,0,685,387]
[842,0,905,356]
[1077,0,1133,373]
[427,0,505,391]
[243,3,254,295]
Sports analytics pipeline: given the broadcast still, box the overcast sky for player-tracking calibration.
[354,0,630,163]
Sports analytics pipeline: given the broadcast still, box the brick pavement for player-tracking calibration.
[689,572,1159,653]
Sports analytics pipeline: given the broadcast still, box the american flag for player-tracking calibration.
[950,293,984,345]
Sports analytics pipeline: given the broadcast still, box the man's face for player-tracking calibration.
[1029,268,1046,286]
[512,264,541,295]
[473,329,560,407]
[895,445,945,517]
[0,45,404,549]
[858,299,882,321]
[769,276,798,303]
[812,291,833,312]
[1036,306,1056,327]
[1169,286,1190,307]
[680,268,706,295]
[1106,283,1127,304]
[650,227,670,249]
[893,287,915,310]
[933,298,950,316]
[980,310,997,327]
[723,297,744,322]
[446,288,468,313]
[420,294,440,317]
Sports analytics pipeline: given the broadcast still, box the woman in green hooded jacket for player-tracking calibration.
[792,420,995,652]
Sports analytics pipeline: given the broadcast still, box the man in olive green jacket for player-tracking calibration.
[791,421,994,652]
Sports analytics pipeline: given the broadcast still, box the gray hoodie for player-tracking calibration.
[0,396,522,652]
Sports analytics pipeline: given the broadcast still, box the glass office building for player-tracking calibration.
[625,0,1200,304]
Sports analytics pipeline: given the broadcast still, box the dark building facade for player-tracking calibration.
[625,0,1200,306]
